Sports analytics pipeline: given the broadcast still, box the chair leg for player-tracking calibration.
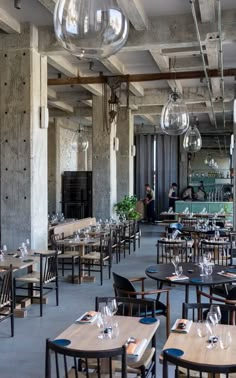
[78,259,82,284]
[56,277,59,306]
[72,257,75,283]
[40,284,43,317]
[11,312,14,337]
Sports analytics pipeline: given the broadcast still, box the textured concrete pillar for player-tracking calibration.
[48,119,57,213]
[0,24,48,249]
[233,122,236,230]
[92,96,117,219]
[178,136,188,194]
[116,108,134,201]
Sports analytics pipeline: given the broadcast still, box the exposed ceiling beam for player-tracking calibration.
[48,56,78,77]
[47,68,236,86]
[49,107,92,118]
[0,7,21,34]
[48,87,57,100]
[48,100,74,113]
[141,115,157,126]
[149,50,183,93]
[37,0,56,13]
[81,84,103,96]
[102,56,144,96]
[117,0,149,30]
[39,11,236,55]
[198,0,216,23]
[132,102,232,115]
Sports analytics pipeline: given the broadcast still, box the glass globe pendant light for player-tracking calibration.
[54,0,129,60]
[183,116,202,153]
[161,90,189,136]
[71,128,89,152]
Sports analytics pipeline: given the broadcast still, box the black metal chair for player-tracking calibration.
[78,234,112,285]
[157,239,188,264]
[113,272,170,336]
[125,221,136,254]
[14,251,59,316]
[0,265,14,336]
[182,302,236,325]
[95,296,156,378]
[163,349,236,378]
[51,233,79,283]
[45,338,127,378]
[200,240,232,266]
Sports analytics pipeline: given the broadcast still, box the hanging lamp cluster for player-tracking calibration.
[160,89,202,153]
[54,0,129,60]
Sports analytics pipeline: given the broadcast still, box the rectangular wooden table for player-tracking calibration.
[162,322,236,369]
[55,315,159,376]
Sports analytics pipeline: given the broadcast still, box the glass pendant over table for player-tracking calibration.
[161,90,189,136]
[183,116,202,153]
[54,0,129,60]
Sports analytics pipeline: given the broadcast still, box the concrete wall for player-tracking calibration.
[48,119,92,213]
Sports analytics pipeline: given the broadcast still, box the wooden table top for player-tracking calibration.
[0,255,38,270]
[56,238,100,247]
[162,322,236,366]
[55,315,159,353]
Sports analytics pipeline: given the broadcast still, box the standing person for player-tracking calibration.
[168,183,178,211]
[144,184,155,223]
[182,185,194,200]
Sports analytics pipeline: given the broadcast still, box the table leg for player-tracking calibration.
[185,285,189,303]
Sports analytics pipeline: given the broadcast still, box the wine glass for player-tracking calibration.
[215,230,220,241]
[209,305,221,324]
[206,312,218,349]
[97,304,112,339]
[171,255,180,275]
[176,265,183,277]
[196,320,207,338]
[108,299,118,316]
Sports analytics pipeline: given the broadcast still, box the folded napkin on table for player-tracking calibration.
[166,275,189,281]
[76,311,97,324]
[126,338,147,360]
[217,271,236,278]
[171,319,193,333]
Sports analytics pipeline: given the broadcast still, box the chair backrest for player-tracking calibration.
[182,302,236,325]
[113,272,136,297]
[157,239,188,264]
[100,233,112,258]
[163,350,236,378]
[0,265,13,307]
[39,252,58,284]
[95,296,156,317]
[45,338,127,378]
[199,240,232,265]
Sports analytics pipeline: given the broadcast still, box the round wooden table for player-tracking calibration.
[146,262,236,302]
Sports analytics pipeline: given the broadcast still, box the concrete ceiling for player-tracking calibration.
[1,0,236,150]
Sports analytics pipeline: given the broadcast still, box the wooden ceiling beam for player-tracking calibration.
[48,68,236,86]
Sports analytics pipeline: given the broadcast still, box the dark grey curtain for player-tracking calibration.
[156,135,178,215]
[135,135,155,200]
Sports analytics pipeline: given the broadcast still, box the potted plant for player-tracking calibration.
[114,195,141,220]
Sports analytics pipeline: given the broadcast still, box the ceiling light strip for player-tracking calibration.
[217,0,226,129]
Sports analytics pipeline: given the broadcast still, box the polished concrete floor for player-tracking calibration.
[0,224,195,378]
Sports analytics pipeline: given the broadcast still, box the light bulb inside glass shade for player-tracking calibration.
[183,124,202,153]
[71,131,89,152]
[54,0,129,60]
[161,92,189,136]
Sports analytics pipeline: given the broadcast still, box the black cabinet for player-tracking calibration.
[62,171,92,219]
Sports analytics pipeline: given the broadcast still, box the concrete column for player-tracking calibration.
[116,108,134,201]
[0,24,48,249]
[233,121,236,230]
[48,119,57,213]
[178,136,188,193]
[92,96,117,219]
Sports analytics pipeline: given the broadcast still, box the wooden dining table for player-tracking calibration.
[162,322,236,375]
[54,314,159,377]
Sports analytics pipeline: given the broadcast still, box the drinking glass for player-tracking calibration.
[171,255,180,275]
[215,230,220,241]
[97,304,112,339]
[204,264,213,276]
[219,330,232,349]
[196,320,207,338]
[108,299,118,316]
[206,312,218,348]
[3,245,7,254]
[209,305,221,324]
[176,265,183,277]
[199,256,206,277]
